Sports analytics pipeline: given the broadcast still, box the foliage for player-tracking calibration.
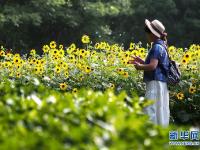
[0,0,199,50]
[0,79,196,150]
[0,36,199,125]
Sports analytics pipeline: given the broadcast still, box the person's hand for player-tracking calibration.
[128,56,139,65]
[128,59,135,64]
[131,56,144,64]
[133,61,141,70]
[128,58,143,70]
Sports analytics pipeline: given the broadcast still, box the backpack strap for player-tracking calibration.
[155,42,171,61]
[155,42,170,76]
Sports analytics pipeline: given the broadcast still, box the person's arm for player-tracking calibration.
[134,58,158,71]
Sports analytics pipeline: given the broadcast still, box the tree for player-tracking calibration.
[0,0,199,52]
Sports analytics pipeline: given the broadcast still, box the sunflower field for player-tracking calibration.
[0,35,199,149]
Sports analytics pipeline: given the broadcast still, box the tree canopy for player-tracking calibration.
[0,0,199,52]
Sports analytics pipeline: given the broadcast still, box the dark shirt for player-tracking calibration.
[143,39,169,83]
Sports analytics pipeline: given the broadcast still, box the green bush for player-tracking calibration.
[0,79,196,150]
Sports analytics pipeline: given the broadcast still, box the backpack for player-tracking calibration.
[158,43,181,85]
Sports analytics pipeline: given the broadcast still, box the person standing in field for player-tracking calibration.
[129,19,170,127]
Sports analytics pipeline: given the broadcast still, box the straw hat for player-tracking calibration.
[145,19,167,38]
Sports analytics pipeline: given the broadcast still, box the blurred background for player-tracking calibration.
[0,0,199,53]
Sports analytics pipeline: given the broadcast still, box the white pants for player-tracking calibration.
[143,80,170,127]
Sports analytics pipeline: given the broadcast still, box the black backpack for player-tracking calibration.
[158,43,181,85]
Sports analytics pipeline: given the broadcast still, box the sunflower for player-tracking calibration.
[32,58,36,64]
[40,59,45,65]
[191,57,196,63]
[62,63,68,70]
[30,49,36,56]
[70,43,76,51]
[19,60,23,65]
[13,57,20,64]
[94,43,100,49]
[168,46,176,54]
[141,54,146,59]
[129,43,135,50]
[123,72,129,78]
[131,50,138,56]
[68,55,75,61]
[123,61,128,65]
[15,64,21,69]
[59,50,65,57]
[183,53,191,62]
[55,66,61,74]
[36,60,41,65]
[100,42,107,49]
[121,57,124,62]
[53,54,60,61]
[114,44,120,52]
[34,66,43,74]
[81,35,90,44]
[0,50,5,56]
[105,44,110,51]
[91,51,97,56]
[39,67,44,74]
[109,83,115,89]
[117,68,124,74]
[34,67,39,73]
[67,44,76,54]
[66,48,72,54]
[79,75,84,81]
[181,58,188,65]
[176,92,184,100]
[191,65,197,71]
[191,79,197,84]
[50,41,57,49]
[124,52,129,58]
[107,60,114,66]
[72,49,78,55]
[72,88,78,94]
[43,45,50,53]
[139,48,145,55]
[80,49,85,55]
[60,83,67,91]
[6,53,13,60]
[189,86,196,94]
[14,54,20,58]
[195,51,199,57]
[85,50,90,57]
[53,49,58,55]
[64,71,69,78]
[59,44,64,50]
[4,62,10,68]
[16,72,21,78]
[85,66,92,74]
[79,54,84,59]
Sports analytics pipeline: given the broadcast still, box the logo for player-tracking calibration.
[169,130,199,146]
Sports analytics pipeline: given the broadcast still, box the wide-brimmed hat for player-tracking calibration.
[145,19,166,38]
